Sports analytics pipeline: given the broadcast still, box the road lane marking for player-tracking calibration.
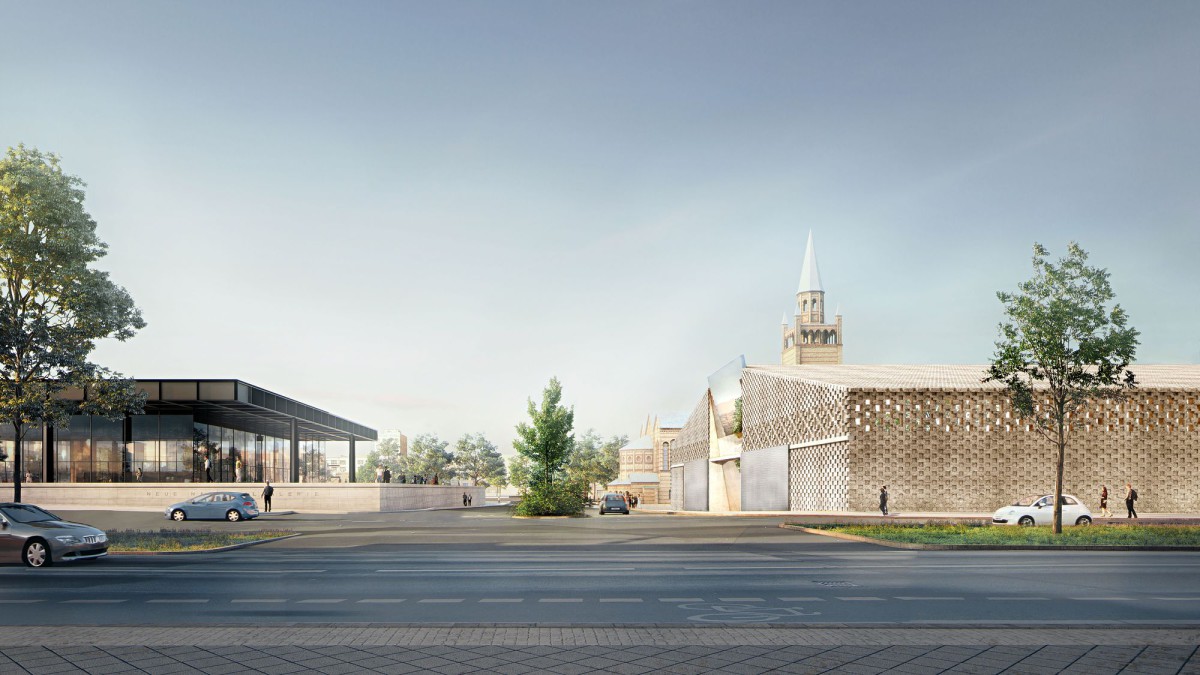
[146,599,209,604]
[479,599,523,603]
[418,599,464,603]
[61,598,126,605]
[895,597,964,601]
[837,597,885,601]
[231,599,286,603]
[1069,597,1133,601]
[778,597,825,602]
[718,597,764,602]
[987,597,1048,600]
[538,598,583,603]
[599,598,642,603]
[297,599,346,604]
[376,567,635,573]
[0,600,43,604]
[357,599,406,603]
[659,598,703,602]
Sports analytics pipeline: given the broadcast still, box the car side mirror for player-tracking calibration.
[1036,504,1043,509]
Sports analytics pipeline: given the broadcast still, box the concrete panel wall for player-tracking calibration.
[683,459,708,511]
[740,445,789,511]
[670,466,684,510]
[3,483,486,514]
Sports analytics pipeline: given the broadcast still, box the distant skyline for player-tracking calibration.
[3,2,1197,455]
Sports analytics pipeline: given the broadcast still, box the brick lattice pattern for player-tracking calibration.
[672,392,712,466]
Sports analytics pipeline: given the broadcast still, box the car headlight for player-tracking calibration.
[55,535,80,544]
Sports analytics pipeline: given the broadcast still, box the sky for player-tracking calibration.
[3,2,1198,456]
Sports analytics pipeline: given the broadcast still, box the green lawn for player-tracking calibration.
[107,529,296,552]
[801,523,1200,547]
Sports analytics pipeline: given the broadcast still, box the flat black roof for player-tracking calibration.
[65,380,377,442]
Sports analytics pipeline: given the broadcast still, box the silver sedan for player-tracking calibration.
[0,503,109,568]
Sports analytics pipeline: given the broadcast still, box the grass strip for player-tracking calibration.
[800,523,1200,547]
[107,529,296,552]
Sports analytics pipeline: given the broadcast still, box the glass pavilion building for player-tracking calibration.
[0,380,376,484]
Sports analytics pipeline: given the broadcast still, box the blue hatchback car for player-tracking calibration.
[166,492,260,522]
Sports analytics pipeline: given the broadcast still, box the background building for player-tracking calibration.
[609,413,686,504]
[781,231,843,365]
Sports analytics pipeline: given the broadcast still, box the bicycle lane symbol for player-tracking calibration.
[678,602,821,623]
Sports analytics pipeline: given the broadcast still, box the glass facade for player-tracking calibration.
[0,415,336,484]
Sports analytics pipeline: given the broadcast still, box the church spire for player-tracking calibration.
[797,230,823,293]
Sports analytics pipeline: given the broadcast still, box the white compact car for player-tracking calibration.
[992,494,1093,526]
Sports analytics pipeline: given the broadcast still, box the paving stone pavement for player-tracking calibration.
[0,626,1197,674]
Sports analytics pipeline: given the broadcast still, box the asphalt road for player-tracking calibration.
[2,506,1198,627]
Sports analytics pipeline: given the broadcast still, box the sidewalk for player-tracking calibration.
[1,625,1197,674]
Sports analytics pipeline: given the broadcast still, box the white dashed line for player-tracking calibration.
[659,598,703,602]
[837,597,886,601]
[231,599,286,604]
[357,599,406,603]
[538,598,583,603]
[895,597,964,601]
[778,597,824,602]
[297,599,346,604]
[62,599,126,604]
[418,599,464,603]
[718,597,764,602]
[146,599,209,604]
[599,598,643,603]
[479,599,523,603]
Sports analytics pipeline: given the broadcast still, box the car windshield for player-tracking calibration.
[0,504,59,523]
[1012,495,1043,507]
[604,496,624,502]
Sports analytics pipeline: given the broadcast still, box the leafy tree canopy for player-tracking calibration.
[507,454,532,494]
[454,432,506,486]
[513,377,574,487]
[407,433,454,482]
[0,145,146,500]
[985,242,1138,533]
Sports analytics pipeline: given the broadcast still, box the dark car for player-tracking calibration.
[166,492,260,522]
[599,493,629,515]
[0,503,108,568]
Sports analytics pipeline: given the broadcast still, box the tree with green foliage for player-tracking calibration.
[513,377,574,488]
[507,454,532,494]
[566,429,626,500]
[454,432,506,486]
[407,433,455,482]
[0,145,146,501]
[985,242,1139,534]
[355,437,408,483]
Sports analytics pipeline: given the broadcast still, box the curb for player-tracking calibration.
[109,532,303,555]
[781,524,1200,550]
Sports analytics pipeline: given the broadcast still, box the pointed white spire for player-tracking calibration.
[796,230,824,293]
[781,313,788,326]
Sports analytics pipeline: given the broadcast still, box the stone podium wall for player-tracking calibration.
[0,483,486,514]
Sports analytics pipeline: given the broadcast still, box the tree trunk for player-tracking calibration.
[12,421,22,503]
[1053,437,1065,535]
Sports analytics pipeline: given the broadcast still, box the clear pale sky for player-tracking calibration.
[3,2,1197,455]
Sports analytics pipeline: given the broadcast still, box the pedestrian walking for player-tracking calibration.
[467,494,473,506]
[1125,482,1138,518]
[262,480,274,513]
[1099,485,1112,518]
[383,467,392,483]
[235,458,243,483]
[463,492,469,506]
[376,465,383,483]
[134,467,143,482]
[204,455,213,482]
[879,486,889,515]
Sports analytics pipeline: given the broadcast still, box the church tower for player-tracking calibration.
[781,231,843,365]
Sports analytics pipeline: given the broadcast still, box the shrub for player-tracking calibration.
[512,476,588,516]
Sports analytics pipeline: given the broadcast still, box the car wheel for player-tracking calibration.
[23,539,50,568]
[171,509,186,521]
[226,509,242,522]
[1018,516,1035,527]
[1075,515,1092,526]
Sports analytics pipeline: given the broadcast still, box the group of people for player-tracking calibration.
[374,465,440,484]
[878,483,1141,518]
[462,492,474,506]
[623,491,640,508]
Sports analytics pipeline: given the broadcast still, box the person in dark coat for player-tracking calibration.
[879,486,889,515]
[1099,485,1111,518]
[1125,482,1138,518]
[383,467,392,484]
[261,481,274,513]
